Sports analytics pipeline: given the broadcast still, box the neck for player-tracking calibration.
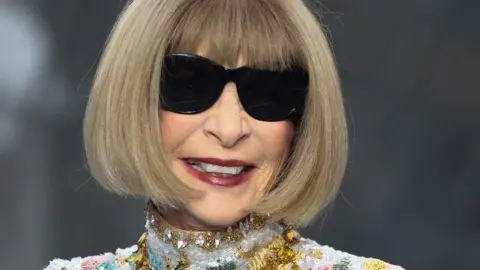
[160,206,238,231]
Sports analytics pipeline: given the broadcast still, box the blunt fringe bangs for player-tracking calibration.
[83,0,348,227]
[169,0,303,70]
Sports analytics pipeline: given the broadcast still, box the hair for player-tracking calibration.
[84,0,348,227]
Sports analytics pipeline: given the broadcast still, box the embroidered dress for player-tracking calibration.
[45,202,404,270]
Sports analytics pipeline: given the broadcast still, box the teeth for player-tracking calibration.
[187,161,245,175]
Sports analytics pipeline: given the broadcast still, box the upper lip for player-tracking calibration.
[182,157,256,167]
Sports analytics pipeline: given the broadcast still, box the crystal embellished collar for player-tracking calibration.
[146,201,270,252]
[128,201,301,269]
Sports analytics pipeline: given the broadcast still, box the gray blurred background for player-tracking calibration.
[0,0,478,269]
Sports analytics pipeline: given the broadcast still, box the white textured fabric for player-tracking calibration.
[45,221,405,270]
[45,246,137,270]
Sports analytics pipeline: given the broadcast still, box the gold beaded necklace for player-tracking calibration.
[146,200,270,252]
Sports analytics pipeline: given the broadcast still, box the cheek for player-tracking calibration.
[252,121,294,193]
[256,121,294,157]
[159,110,200,152]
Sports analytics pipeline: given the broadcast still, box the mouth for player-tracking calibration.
[180,157,256,187]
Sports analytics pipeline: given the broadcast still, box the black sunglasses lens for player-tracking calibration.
[237,68,308,121]
[160,55,223,113]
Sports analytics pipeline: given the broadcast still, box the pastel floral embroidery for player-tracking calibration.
[205,260,237,270]
[96,261,116,270]
[81,256,110,270]
[146,246,163,270]
[309,249,323,260]
[362,258,390,270]
[332,258,351,270]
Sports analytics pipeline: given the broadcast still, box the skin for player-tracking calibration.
[158,52,294,230]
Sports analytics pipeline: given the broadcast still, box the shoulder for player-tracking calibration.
[44,245,137,270]
[295,237,405,270]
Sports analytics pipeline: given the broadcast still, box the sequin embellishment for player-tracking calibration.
[245,225,305,270]
[362,258,391,270]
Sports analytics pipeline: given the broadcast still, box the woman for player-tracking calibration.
[47,0,403,269]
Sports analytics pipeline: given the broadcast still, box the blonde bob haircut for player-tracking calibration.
[84,0,348,227]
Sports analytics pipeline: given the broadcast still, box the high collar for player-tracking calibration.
[143,201,288,269]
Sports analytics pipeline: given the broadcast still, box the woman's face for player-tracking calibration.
[159,52,294,227]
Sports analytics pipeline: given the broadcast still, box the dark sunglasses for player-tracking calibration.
[159,53,308,122]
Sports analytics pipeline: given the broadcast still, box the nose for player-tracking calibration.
[203,82,250,148]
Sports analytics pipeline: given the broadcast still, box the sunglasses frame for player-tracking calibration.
[160,53,308,122]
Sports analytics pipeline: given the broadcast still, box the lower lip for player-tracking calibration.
[181,160,254,188]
